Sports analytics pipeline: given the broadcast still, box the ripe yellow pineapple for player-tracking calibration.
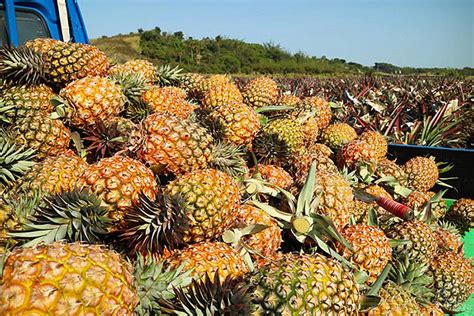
[251,164,293,189]
[295,96,332,130]
[336,139,378,169]
[368,282,420,315]
[142,86,195,119]
[433,222,464,253]
[13,113,71,159]
[429,250,474,311]
[137,113,213,175]
[202,82,243,108]
[375,157,408,187]
[58,76,125,128]
[232,204,282,264]
[321,122,357,150]
[179,72,205,98]
[167,241,248,281]
[25,37,61,54]
[359,130,388,159]
[242,76,279,108]
[109,59,157,83]
[252,253,360,314]
[338,224,392,284]
[445,198,474,234]
[0,84,55,124]
[208,102,260,146]
[403,156,439,191]
[78,155,157,223]
[262,118,305,154]
[17,150,88,196]
[165,168,241,242]
[403,190,447,219]
[277,93,301,106]
[0,242,138,315]
[314,171,354,229]
[196,74,232,99]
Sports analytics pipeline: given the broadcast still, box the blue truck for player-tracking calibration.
[0,0,88,46]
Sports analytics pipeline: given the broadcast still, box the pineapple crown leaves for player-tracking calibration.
[0,46,46,86]
[209,142,248,179]
[155,64,183,87]
[191,108,226,141]
[251,131,291,164]
[125,99,153,123]
[1,188,43,223]
[417,189,448,222]
[132,254,193,316]
[9,188,112,247]
[387,254,435,306]
[254,105,295,114]
[82,120,132,160]
[117,192,189,255]
[159,271,254,316]
[0,137,36,187]
[360,263,392,312]
[109,72,150,104]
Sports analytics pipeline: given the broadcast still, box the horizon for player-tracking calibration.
[80,0,473,69]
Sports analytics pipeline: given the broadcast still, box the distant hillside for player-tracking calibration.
[92,28,474,76]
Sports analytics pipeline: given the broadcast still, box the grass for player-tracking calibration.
[91,34,142,64]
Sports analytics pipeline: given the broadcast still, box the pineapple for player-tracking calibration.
[141,86,195,119]
[314,171,354,229]
[12,113,71,159]
[295,96,332,130]
[375,157,408,187]
[251,164,293,189]
[167,241,249,281]
[385,220,437,264]
[0,42,109,86]
[261,118,305,154]
[25,37,61,54]
[320,122,357,150]
[109,59,156,83]
[0,242,138,315]
[403,190,447,219]
[251,253,360,314]
[433,221,464,253]
[367,281,420,315]
[202,82,243,108]
[165,168,241,242]
[359,130,388,159]
[57,76,125,128]
[179,72,205,99]
[336,139,378,169]
[429,249,474,311]
[232,204,282,264]
[242,76,279,108]
[0,84,55,124]
[338,224,392,284]
[403,156,439,191]
[137,113,213,175]
[78,155,157,222]
[17,150,88,196]
[208,102,261,146]
[445,198,474,234]
[196,74,232,99]
[277,93,300,106]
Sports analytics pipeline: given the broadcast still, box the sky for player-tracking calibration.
[79,0,473,68]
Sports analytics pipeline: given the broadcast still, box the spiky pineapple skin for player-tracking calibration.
[277,94,300,106]
[403,190,447,219]
[295,96,332,130]
[45,42,110,86]
[403,157,439,191]
[314,171,354,229]
[251,253,359,315]
[0,242,138,315]
[233,204,282,263]
[376,158,408,187]
[109,59,156,83]
[202,82,243,108]
[359,130,388,159]
[339,224,392,284]
[60,76,125,128]
[367,282,420,316]
[137,113,213,175]
[446,198,474,233]
[434,225,463,253]
[262,118,305,154]
[141,86,195,119]
[197,74,233,100]
[18,150,88,196]
[209,102,260,146]
[165,169,241,243]
[337,139,378,169]
[167,241,248,281]
[321,122,357,150]
[25,38,61,54]
[13,113,71,159]
[429,250,474,310]
[289,145,338,187]
[385,220,437,264]
[252,164,293,189]
[0,84,55,123]
[353,185,392,222]
[242,77,278,108]
[179,72,205,98]
[78,155,157,222]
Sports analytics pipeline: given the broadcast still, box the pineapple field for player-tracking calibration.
[0,38,473,315]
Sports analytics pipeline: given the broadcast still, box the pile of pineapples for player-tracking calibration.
[0,38,473,315]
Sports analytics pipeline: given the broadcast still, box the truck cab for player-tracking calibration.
[0,0,88,46]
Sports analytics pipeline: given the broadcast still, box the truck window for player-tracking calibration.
[0,7,50,46]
